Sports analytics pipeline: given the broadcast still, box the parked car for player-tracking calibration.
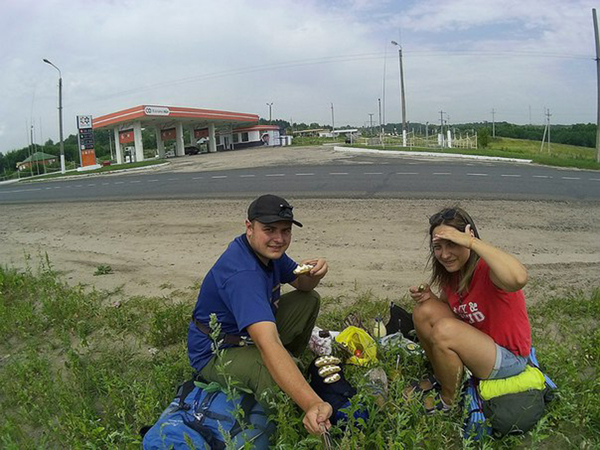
[185,146,200,155]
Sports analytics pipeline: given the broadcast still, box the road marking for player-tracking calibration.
[590,178,600,181]
[115,181,124,184]
[562,177,580,180]
[212,175,227,179]
[130,180,141,183]
[167,178,177,181]
[102,182,110,185]
[75,184,83,187]
[364,172,383,175]
[266,174,285,177]
[45,187,52,190]
[329,172,348,175]
[87,183,96,186]
[295,173,314,176]
[467,173,488,176]
[501,175,521,178]
[54,186,61,189]
[533,175,551,179]
[433,172,451,175]
[147,179,159,182]
[396,172,418,175]
[192,176,203,180]
[240,174,255,178]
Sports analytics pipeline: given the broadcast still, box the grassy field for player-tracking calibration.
[342,136,600,171]
[0,260,598,449]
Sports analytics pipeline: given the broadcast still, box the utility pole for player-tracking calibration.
[540,108,552,153]
[266,103,273,124]
[43,59,65,174]
[391,40,407,147]
[439,110,445,147]
[593,8,600,162]
[331,103,335,134]
[368,113,374,134]
[491,109,496,138]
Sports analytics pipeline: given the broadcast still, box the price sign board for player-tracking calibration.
[76,115,97,167]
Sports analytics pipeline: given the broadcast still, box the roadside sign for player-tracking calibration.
[77,115,97,167]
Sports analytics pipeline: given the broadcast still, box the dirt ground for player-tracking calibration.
[1,146,599,306]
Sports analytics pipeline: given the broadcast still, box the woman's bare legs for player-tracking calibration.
[413,299,497,405]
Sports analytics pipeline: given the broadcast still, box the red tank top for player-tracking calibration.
[443,259,531,357]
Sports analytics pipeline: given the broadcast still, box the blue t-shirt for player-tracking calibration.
[188,234,298,371]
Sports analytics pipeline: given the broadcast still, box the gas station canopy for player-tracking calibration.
[93,105,259,163]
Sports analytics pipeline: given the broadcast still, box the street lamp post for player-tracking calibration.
[266,102,273,124]
[43,58,66,174]
[390,41,407,147]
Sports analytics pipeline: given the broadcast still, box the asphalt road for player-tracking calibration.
[1,156,599,203]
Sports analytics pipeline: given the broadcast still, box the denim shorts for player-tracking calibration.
[487,344,529,380]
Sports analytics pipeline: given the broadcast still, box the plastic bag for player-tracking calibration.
[335,326,378,366]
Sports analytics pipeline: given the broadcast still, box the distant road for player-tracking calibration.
[1,157,599,203]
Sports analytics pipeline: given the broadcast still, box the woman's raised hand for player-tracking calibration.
[433,223,475,249]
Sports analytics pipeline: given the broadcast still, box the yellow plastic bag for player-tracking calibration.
[335,326,378,366]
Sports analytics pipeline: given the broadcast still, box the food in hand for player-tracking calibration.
[293,263,315,275]
[323,373,341,384]
[315,355,342,367]
[418,284,426,292]
[318,365,341,378]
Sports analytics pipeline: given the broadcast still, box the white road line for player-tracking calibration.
[147,179,159,182]
[75,185,83,187]
[364,172,383,175]
[562,177,580,180]
[130,180,141,183]
[192,177,203,180]
[212,175,227,179]
[467,173,488,176]
[396,172,418,175]
[265,174,285,177]
[45,187,52,190]
[501,175,521,178]
[533,175,551,179]
[295,173,314,176]
[167,178,177,181]
[115,181,124,184]
[590,178,600,181]
[54,186,61,189]
[240,174,255,178]
[87,183,96,186]
[433,172,451,175]
[102,182,110,185]
[329,172,348,175]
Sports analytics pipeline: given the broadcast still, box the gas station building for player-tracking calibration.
[92,105,260,164]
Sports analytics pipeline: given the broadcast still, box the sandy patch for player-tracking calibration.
[1,195,599,306]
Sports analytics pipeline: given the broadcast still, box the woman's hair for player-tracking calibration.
[427,206,481,293]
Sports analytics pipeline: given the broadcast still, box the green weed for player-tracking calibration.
[0,263,598,448]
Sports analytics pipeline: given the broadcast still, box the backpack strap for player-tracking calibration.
[229,394,258,436]
[176,379,198,409]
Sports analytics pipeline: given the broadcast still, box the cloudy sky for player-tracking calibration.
[1,0,598,153]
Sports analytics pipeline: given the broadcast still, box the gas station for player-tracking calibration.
[92,105,260,164]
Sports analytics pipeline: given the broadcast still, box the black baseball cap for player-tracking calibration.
[247,194,303,227]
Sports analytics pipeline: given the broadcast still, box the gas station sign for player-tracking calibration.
[77,115,98,168]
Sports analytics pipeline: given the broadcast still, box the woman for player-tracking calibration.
[407,207,531,413]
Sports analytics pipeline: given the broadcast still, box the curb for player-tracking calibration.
[334,146,533,164]
[13,162,171,184]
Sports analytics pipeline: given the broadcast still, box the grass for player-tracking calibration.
[346,137,600,171]
[0,259,598,449]
[21,159,167,182]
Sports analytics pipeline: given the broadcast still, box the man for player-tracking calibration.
[187,194,332,435]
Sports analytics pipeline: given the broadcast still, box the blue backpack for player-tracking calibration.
[142,380,275,450]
